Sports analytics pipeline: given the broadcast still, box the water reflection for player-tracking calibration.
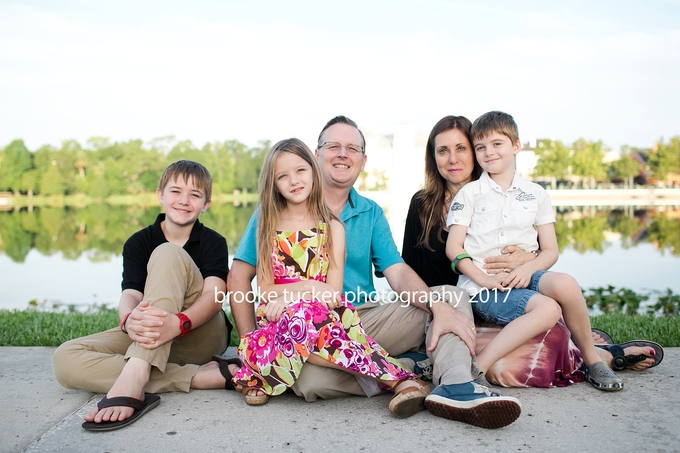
[1,201,679,315]
[0,203,257,263]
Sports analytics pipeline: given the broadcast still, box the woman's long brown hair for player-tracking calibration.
[416,116,482,251]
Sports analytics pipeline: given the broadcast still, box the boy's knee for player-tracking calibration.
[147,242,196,277]
[544,299,562,323]
[149,242,186,263]
[52,341,79,389]
[529,296,562,324]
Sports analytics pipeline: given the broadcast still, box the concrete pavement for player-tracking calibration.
[2,347,679,453]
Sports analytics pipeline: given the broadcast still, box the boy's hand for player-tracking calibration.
[501,265,533,289]
[127,301,176,349]
[483,274,511,291]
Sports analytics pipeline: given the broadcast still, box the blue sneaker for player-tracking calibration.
[424,381,521,429]
[396,352,433,381]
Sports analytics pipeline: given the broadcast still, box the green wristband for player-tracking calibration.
[451,253,472,275]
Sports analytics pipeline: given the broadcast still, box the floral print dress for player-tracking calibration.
[232,225,413,396]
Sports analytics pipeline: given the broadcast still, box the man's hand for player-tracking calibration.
[483,245,534,274]
[427,302,476,356]
[126,301,179,349]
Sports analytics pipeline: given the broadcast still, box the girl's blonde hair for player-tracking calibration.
[256,138,339,283]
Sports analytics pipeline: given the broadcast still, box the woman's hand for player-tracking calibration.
[483,245,535,275]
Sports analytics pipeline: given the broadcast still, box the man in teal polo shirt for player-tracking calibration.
[228,116,521,429]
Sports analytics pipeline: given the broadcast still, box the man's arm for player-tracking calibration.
[382,262,433,313]
[382,262,476,355]
[228,259,257,336]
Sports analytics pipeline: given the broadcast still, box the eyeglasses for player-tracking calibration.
[319,142,364,155]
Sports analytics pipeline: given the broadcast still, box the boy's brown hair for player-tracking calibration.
[158,160,213,201]
[470,111,520,146]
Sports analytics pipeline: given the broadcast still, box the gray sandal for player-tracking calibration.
[586,361,623,391]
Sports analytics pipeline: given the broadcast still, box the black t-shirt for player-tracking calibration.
[121,213,229,293]
[402,191,459,288]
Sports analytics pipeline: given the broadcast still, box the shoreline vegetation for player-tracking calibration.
[0,191,259,209]
[2,187,680,209]
[1,306,677,348]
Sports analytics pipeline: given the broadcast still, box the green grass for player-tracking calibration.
[0,308,676,347]
[590,313,679,346]
[0,308,240,347]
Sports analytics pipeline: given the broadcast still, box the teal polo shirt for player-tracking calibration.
[233,188,403,306]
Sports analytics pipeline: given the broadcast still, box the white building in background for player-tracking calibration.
[359,125,427,249]
[516,137,539,180]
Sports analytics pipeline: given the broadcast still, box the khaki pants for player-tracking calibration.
[52,243,229,394]
[291,285,477,401]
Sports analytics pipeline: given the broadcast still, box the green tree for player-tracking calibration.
[647,137,680,185]
[53,140,82,194]
[39,163,66,196]
[0,140,33,194]
[570,139,608,187]
[609,150,643,188]
[20,169,39,196]
[234,141,268,192]
[532,139,571,180]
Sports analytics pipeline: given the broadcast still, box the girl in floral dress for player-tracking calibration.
[230,138,429,418]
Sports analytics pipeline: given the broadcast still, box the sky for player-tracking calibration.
[1,0,680,155]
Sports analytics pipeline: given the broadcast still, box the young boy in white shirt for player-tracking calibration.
[445,111,623,391]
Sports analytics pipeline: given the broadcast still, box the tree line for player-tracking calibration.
[1,135,679,196]
[0,137,270,197]
[532,137,680,187]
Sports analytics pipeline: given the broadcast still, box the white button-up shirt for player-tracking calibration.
[446,172,555,295]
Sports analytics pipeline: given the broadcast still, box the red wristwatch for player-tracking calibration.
[176,312,192,337]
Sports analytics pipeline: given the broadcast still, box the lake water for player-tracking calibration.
[1,197,679,311]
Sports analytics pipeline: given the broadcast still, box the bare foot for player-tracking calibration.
[591,331,610,345]
[245,388,266,397]
[392,379,425,394]
[190,360,241,389]
[83,357,151,424]
[595,345,657,371]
